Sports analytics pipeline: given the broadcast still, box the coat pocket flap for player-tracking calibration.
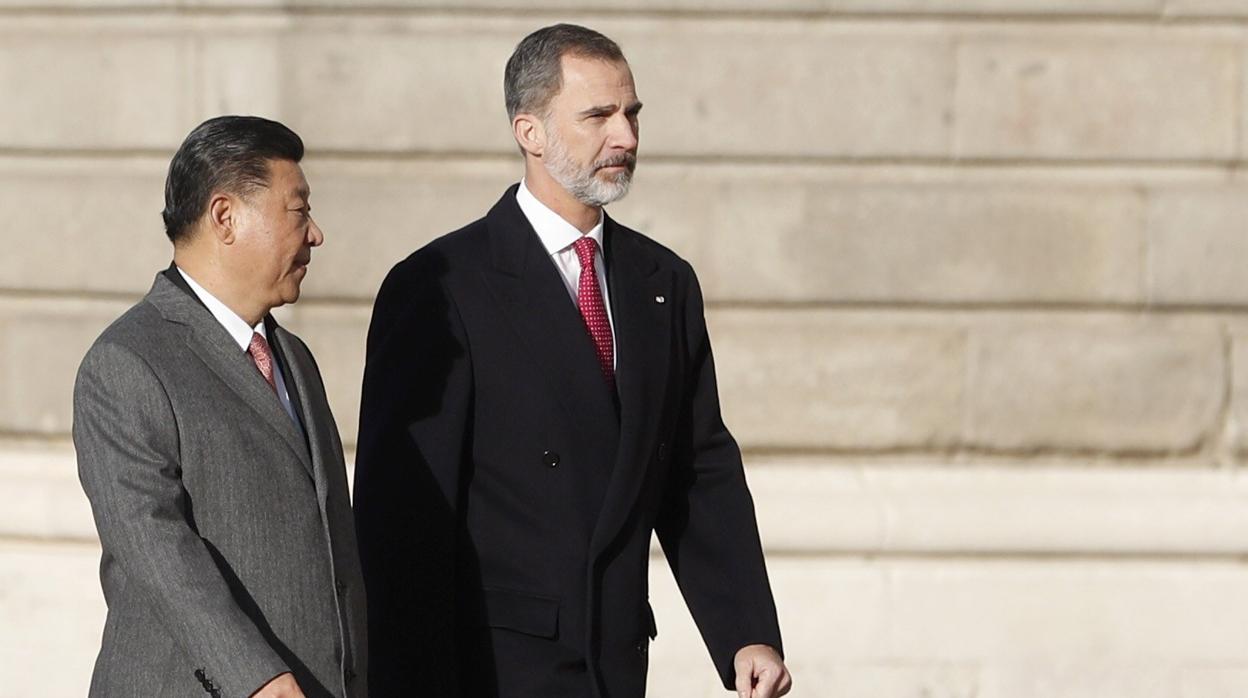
[481,587,560,639]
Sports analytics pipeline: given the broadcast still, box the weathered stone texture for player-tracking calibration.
[709,310,967,451]
[0,34,191,149]
[965,319,1224,453]
[1147,187,1248,306]
[706,180,1145,304]
[955,35,1239,160]
[0,299,128,436]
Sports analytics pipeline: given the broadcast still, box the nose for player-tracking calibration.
[308,217,325,247]
[608,111,638,152]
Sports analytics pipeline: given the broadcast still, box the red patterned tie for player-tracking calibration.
[572,237,615,388]
[247,332,278,394]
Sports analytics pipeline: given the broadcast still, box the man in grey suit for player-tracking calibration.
[73,116,367,698]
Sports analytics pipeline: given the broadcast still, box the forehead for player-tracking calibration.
[554,54,637,104]
[264,158,309,198]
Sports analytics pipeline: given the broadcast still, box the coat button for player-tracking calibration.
[543,450,560,468]
[635,640,648,656]
[345,668,357,682]
[657,442,667,462]
[336,580,347,596]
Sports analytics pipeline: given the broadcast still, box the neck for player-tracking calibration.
[173,249,268,327]
[523,162,600,233]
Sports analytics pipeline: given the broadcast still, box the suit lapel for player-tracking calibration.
[272,324,339,505]
[147,273,315,480]
[266,320,311,441]
[590,215,672,558]
[480,187,621,436]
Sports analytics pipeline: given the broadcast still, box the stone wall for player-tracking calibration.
[3,2,1248,696]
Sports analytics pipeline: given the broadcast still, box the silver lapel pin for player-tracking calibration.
[654,295,666,304]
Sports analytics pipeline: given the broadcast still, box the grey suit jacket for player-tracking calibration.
[73,271,368,698]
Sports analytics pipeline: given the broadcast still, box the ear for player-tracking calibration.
[206,192,237,244]
[512,113,545,158]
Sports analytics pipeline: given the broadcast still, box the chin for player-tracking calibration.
[277,282,304,307]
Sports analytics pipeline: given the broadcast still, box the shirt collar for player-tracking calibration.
[516,179,605,257]
[176,267,266,352]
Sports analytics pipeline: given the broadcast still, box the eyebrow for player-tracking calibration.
[579,101,644,117]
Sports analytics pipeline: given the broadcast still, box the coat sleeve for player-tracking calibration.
[73,340,289,697]
[353,252,474,696]
[654,263,784,690]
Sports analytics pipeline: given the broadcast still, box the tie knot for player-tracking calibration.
[248,332,277,393]
[572,236,598,265]
[248,332,271,359]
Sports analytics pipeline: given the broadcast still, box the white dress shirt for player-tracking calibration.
[177,267,303,429]
[515,180,617,367]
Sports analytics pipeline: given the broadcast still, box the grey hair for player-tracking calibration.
[504,23,626,121]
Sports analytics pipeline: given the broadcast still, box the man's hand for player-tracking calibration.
[733,644,792,698]
[252,672,305,698]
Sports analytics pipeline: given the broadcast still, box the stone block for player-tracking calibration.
[0,158,169,295]
[955,34,1238,160]
[0,298,130,436]
[0,32,191,150]
[965,317,1225,453]
[833,0,1160,11]
[704,178,1145,304]
[1164,0,1248,16]
[77,0,1163,13]
[1146,187,1248,305]
[1228,334,1248,458]
[0,443,95,541]
[273,18,517,154]
[647,556,1248,697]
[747,460,1248,556]
[296,158,517,302]
[0,540,103,697]
[0,0,170,5]
[623,22,954,159]
[1244,44,1248,161]
[198,36,284,118]
[886,560,1248,662]
[709,310,966,451]
[1178,667,1248,698]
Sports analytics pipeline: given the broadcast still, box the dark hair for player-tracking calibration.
[161,115,304,243]
[504,23,626,121]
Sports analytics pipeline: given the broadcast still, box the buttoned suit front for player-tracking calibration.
[73,268,368,698]
[354,186,782,698]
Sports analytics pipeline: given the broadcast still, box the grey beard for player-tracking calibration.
[544,135,634,208]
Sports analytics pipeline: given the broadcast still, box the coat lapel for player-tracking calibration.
[271,324,342,506]
[146,273,315,480]
[589,215,672,559]
[480,187,621,437]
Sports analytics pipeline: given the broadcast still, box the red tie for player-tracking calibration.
[247,332,278,393]
[572,237,615,388]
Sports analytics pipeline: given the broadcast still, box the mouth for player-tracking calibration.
[595,153,636,174]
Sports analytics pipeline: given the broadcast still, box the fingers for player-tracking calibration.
[734,654,754,698]
[753,666,779,698]
[776,668,793,696]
